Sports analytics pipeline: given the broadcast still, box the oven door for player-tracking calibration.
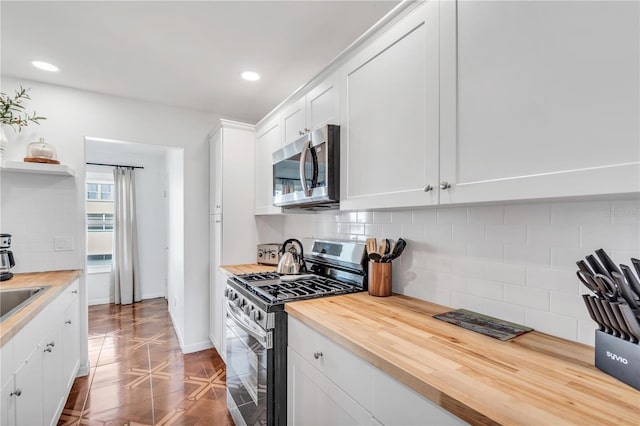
[272,126,337,208]
[225,300,269,426]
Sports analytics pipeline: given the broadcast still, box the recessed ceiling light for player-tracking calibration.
[32,61,59,72]
[241,71,260,81]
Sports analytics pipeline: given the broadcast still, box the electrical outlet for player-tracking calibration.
[54,236,74,251]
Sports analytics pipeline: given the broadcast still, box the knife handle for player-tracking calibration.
[617,303,640,344]
[595,248,622,275]
[592,297,614,336]
[609,301,633,342]
[612,271,639,309]
[582,295,604,332]
[621,264,640,299]
[586,254,612,280]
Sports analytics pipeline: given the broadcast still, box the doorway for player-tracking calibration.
[84,138,178,305]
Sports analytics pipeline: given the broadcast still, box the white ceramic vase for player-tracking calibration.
[0,125,9,160]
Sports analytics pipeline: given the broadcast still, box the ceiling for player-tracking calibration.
[1,1,399,124]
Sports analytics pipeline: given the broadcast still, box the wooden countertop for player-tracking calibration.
[220,264,276,275]
[0,270,82,348]
[286,292,640,426]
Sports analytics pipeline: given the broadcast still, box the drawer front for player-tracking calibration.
[288,316,373,411]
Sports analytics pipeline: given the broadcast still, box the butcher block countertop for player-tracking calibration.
[220,264,276,275]
[286,292,640,426]
[0,270,82,348]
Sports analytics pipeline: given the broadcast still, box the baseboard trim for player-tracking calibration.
[88,298,112,306]
[168,309,185,351]
[181,339,214,354]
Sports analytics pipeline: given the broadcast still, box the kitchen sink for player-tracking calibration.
[0,286,50,322]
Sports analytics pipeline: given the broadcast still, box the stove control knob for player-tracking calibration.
[224,288,230,298]
[258,250,264,258]
[244,304,252,315]
[234,298,243,308]
[269,251,276,259]
[250,310,261,321]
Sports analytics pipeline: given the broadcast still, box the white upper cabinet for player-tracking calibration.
[439,0,640,204]
[254,115,283,215]
[282,72,341,147]
[340,2,440,211]
[282,97,307,146]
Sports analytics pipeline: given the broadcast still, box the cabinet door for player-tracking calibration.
[287,348,373,426]
[341,2,439,210]
[282,97,306,146]
[215,270,228,362]
[14,348,43,426]
[62,300,80,390]
[210,130,223,215]
[1,377,16,426]
[439,1,640,204]
[42,325,64,425]
[306,72,340,131]
[255,116,283,215]
[372,369,466,426]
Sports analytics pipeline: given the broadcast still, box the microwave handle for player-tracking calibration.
[299,141,313,196]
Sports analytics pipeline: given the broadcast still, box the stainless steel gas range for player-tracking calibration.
[225,238,367,426]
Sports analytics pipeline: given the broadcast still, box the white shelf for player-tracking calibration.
[0,160,75,177]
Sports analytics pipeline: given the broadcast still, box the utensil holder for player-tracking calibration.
[368,260,392,297]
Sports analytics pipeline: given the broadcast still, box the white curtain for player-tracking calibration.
[111,167,141,305]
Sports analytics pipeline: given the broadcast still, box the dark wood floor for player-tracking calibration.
[58,298,233,425]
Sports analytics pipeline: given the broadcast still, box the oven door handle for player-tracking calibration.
[225,300,268,347]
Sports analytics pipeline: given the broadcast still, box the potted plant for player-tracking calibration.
[0,86,46,158]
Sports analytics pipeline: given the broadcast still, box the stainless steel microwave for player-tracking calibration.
[272,124,340,209]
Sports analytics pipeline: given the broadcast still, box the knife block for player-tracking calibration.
[368,261,392,297]
[594,330,640,390]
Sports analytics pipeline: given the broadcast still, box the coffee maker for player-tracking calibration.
[1,234,15,281]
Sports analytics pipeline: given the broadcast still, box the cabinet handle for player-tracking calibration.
[215,219,221,223]
[65,320,72,325]
[440,181,451,190]
[72,290,78,294]
[298,130,305,136]
[313,351,323,360]
[423,185,433,192]
[10,389,22,397]
[48,341,55,347]
[216,204,221,208]
[44,347,53,353]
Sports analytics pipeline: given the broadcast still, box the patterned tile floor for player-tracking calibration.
[58,298,233,425]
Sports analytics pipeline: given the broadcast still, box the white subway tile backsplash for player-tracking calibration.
[350,224,365,235]
[451,258,485,278]
[391,210,413,224]
[451,292,484,312]
[412,208,437,225]
[486,224,527,245]
[504,284,549,311]
[282,196,638,346]
[505,203,551,225]
[437,207,468,225]
[357,211,374,224]
[525,308,577,341]
[577,319,597,346]
[372,211,392,224]
[452,224,485,243]
[611,198,640,225]
[551,200,612,225]
[526,267,578,294]
[467,242,504,261]
[483,299,526,325]
[364,224,384,238]
[466,277,504,301]
[484,262,526,285]
[550,291,591,320]
[504,245,550,266]
[425,224,452,241]
[581,224,640,251]
[401,224,426,240]
[468,205,504,224]
[528,225,580,248]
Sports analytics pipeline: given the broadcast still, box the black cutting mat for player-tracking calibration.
[433,309,533,341]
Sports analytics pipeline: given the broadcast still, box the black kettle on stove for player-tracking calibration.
[276,239,307,275]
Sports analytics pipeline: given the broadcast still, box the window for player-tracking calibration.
[86,180,115,268]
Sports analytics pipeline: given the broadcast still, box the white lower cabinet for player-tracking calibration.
[14,346,44,426]
[287,348,373,426]
[1,279,81,426]
[287,316,467,426]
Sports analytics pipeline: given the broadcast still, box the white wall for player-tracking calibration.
[283,196,640,346]
[85,143,170,304]
[0,77,216,357]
